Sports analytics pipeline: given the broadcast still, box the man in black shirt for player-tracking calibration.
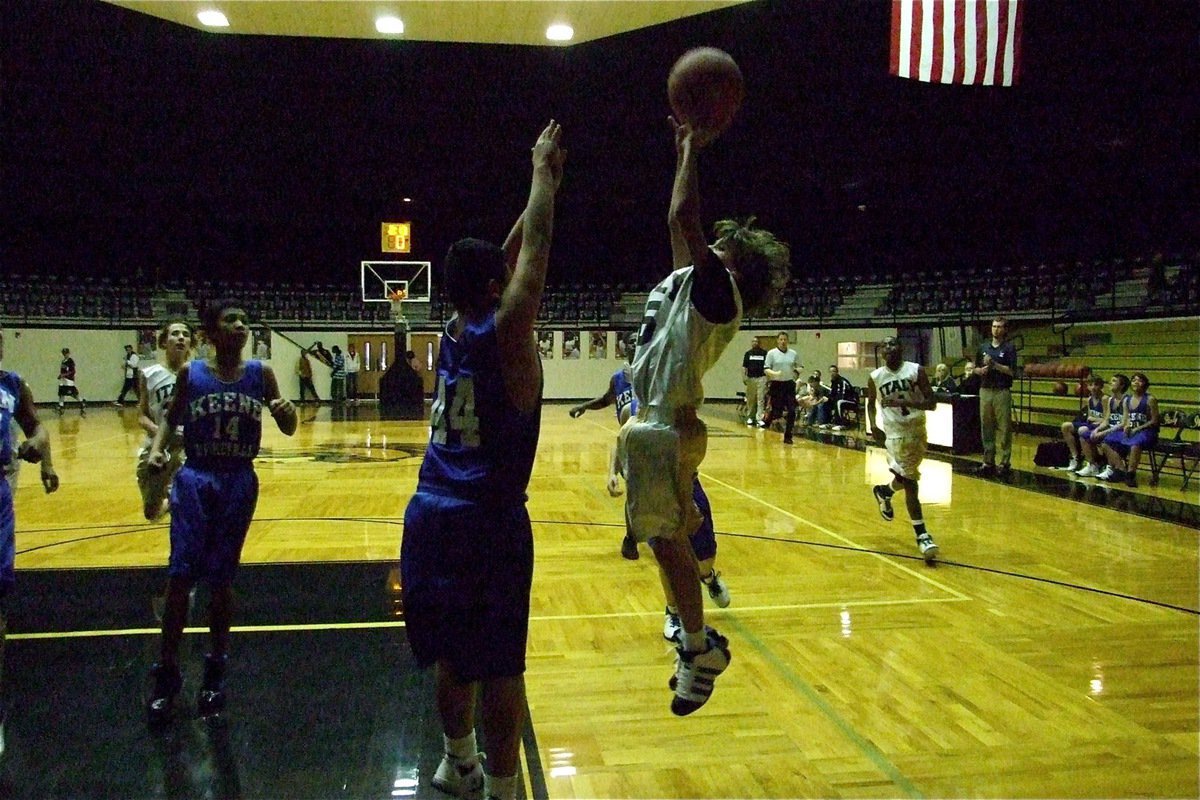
[741,337,766,426]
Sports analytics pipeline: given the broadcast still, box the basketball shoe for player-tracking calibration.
[872,485,894,521]
[671,629,731,716]
[432,752,485,800]
[701,571,731,608]
[662,608,682,643]
[916,533,939,563]
[146,663,183,728]
[196,653,227,717]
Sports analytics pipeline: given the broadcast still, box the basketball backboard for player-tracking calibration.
[360,261,432,303]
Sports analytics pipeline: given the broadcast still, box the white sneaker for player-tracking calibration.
[1057,458,1079,472]
[432,753,484,800]
[662,608,682,642]
[1075,463,1100,477]
[1096,466,1115,481]
[670,630,731,716]
[916,533,939,563]
[702,571,731,608]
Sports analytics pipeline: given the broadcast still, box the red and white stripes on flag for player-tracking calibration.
[890,0,1024,86]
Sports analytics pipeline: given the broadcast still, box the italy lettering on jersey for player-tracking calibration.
[418,312,541,504]
[631,265,741,420]
[612,366,636,422]
[870,361,925,437]
[141,362,183,451]
[0,372,19,466]
[183,360,265,463]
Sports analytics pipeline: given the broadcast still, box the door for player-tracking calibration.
[348,334,396,399]
[409,333,440,395]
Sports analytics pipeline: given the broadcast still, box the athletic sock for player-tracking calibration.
[445,731,477,760]
[912,519,926,536]
[681,628,705,653]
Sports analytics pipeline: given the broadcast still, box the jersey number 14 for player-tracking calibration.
[430,375,481,447]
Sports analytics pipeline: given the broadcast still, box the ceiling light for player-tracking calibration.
[546,23,573,42]
[376,16,404,35]
[196,10,229,27]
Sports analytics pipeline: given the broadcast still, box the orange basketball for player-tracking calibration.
[668,47,744,138]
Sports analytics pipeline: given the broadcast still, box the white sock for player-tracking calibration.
[486,774,518,800]
[444,731,477,760]
[681,628,705,652]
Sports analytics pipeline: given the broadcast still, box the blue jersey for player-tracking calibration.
[418,313,542,504]
[0,371,20,467]
[182,360,265,465]
[612,366,636,422]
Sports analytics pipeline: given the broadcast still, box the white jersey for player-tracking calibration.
[870,361,926,437]
[631,266,742,421]
[139,362,182,451]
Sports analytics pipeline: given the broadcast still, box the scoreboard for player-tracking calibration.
[381,222,411,253]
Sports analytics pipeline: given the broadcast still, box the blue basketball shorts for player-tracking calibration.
[688,477,717,562]
[0,478,14,600]
[167,463,259,585]
[401,491,534,682]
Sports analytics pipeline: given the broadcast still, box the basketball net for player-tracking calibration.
[387,287,408,323]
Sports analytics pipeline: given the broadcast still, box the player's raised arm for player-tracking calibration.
[667,118,714,273]
[497,120,565,412]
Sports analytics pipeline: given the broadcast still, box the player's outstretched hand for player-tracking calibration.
[16,440,42,464]
[569,406,586,419]
[668,115,715,153]
[532,120,566,187]
[148,449,168,470]
[40,468,59,494]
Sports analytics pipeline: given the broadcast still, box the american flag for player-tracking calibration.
[890,0,1024,86]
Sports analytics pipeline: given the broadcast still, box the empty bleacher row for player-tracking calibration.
[2,252,1195,328]
[875,254,1199,321]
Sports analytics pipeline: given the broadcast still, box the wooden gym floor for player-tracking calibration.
[3,402,1197,799]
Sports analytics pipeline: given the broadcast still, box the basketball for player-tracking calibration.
[668,47,744,137]
[1052,381,1068,396]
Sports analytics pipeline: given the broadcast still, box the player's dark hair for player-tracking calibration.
[1112,373,1131,393]
[713,217,790,315]
[201,298,245,335]
[444,238,506,313]
[1131,372,1151,389]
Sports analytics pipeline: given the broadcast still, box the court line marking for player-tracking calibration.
[698,472,971,601]
[9,597,965,641]
[725,614,925,799]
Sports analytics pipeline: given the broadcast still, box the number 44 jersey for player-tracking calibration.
[418,313,542,504]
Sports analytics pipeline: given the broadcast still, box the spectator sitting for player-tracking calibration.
[957,361,981,395]
[932,363,957,397]
[825,364,858,430]
[796,373,830,428]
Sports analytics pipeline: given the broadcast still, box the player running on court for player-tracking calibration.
[866,336,940,562]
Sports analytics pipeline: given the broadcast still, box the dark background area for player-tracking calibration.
[3,0,1196,288]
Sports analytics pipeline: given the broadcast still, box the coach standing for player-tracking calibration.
[974,317,1018,477]
[741,336,767,426]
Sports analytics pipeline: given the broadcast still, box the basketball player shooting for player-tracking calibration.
[623,111,789,715]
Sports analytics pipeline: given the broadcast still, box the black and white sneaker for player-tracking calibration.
[872,485,894,521]
[670,629,731,716]
[916,533,939,563]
